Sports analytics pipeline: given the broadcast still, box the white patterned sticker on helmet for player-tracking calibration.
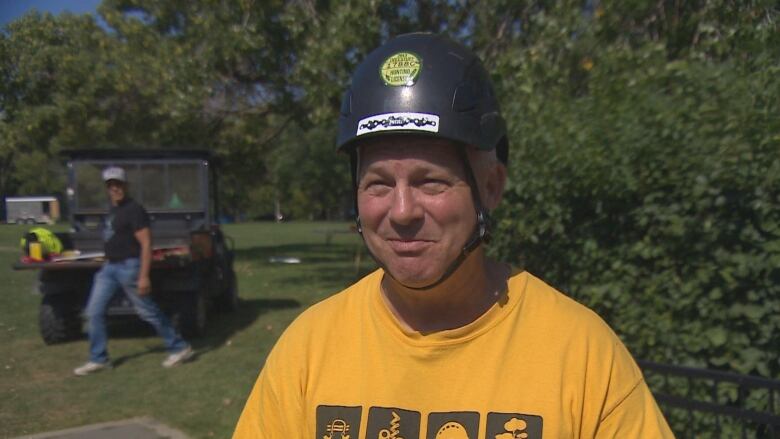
[356,112,439,136]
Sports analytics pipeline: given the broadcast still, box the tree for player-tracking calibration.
[0,12,110,196]
[488,0,780,378]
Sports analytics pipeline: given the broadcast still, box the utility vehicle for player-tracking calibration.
[14,149,238,344]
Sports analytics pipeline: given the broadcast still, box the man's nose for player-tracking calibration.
[388,185,423,225]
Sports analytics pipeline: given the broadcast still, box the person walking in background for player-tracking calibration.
[234,33,673,437]
[73,166,193,376]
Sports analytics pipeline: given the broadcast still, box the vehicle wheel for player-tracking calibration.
[174,289,207,338]
[216,271,239,312]
[39,295,82,344]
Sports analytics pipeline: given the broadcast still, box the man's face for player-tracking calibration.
[105,180,126,205]
[357,137,478,288]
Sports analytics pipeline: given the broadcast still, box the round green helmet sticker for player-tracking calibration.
[380,52,422,86]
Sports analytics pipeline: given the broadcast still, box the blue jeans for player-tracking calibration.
[85,258,187,363]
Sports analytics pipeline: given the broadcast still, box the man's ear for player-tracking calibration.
[483,162,507,211]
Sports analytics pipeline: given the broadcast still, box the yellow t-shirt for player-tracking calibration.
[234,269,674,438]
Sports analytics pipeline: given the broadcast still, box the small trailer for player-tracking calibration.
[5,196,60,224]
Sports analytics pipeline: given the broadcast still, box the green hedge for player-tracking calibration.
[491,40,780,378]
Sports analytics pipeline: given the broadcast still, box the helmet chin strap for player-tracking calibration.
[355,209,489,291]
[352,145,492,291]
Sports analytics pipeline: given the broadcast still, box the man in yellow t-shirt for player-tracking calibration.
[234,33,674,439]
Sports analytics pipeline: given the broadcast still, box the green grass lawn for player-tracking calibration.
[0,221,375,438]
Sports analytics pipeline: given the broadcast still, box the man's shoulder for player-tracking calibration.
[117,197,146,212]
[126,197,147,210]
[306,269,381,314]
[519,271,617,335]
[513,272,635,376]
[119,198,150,228]
[283,269,383,334]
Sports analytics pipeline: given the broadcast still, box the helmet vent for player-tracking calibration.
[453,81,477,112]
[340,89,352,116]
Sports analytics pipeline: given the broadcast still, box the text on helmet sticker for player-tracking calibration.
[380,52,422,86]
[356,112,439,136]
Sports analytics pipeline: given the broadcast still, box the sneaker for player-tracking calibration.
[73,361,112,376]
[162,345,194,368]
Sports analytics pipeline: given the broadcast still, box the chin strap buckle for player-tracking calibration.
[355,216,363,235]
[477,209,492,244]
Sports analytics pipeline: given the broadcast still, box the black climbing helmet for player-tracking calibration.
[336,32,508,164]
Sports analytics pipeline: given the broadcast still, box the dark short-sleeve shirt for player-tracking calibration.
[104,197,150,262]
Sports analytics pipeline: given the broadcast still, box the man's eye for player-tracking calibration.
[420,180,449,194]
[361,180,391,193]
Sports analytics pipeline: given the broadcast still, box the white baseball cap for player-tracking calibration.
[102,166,126,182]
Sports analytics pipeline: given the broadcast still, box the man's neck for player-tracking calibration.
[380,248,510,333]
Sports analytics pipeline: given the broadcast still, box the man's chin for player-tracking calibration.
[384,266,442,290]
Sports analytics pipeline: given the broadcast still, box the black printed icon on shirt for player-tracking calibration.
[486,412,543,439]
[427,412,479,439]
[317,405,362,439]
[366,407,420,439]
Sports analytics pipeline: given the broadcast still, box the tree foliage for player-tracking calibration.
[488,0,780,379]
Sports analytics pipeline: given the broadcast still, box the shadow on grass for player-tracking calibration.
[235,242,363,264]
[104,297,301,367]
[234,242,378,287]
[191,297,300,356]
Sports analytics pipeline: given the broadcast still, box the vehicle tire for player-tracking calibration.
[174,289,207,338]
[39,295,82,344]
[216,271,239,312]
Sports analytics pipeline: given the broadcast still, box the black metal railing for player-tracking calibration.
[639,360,780,438]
